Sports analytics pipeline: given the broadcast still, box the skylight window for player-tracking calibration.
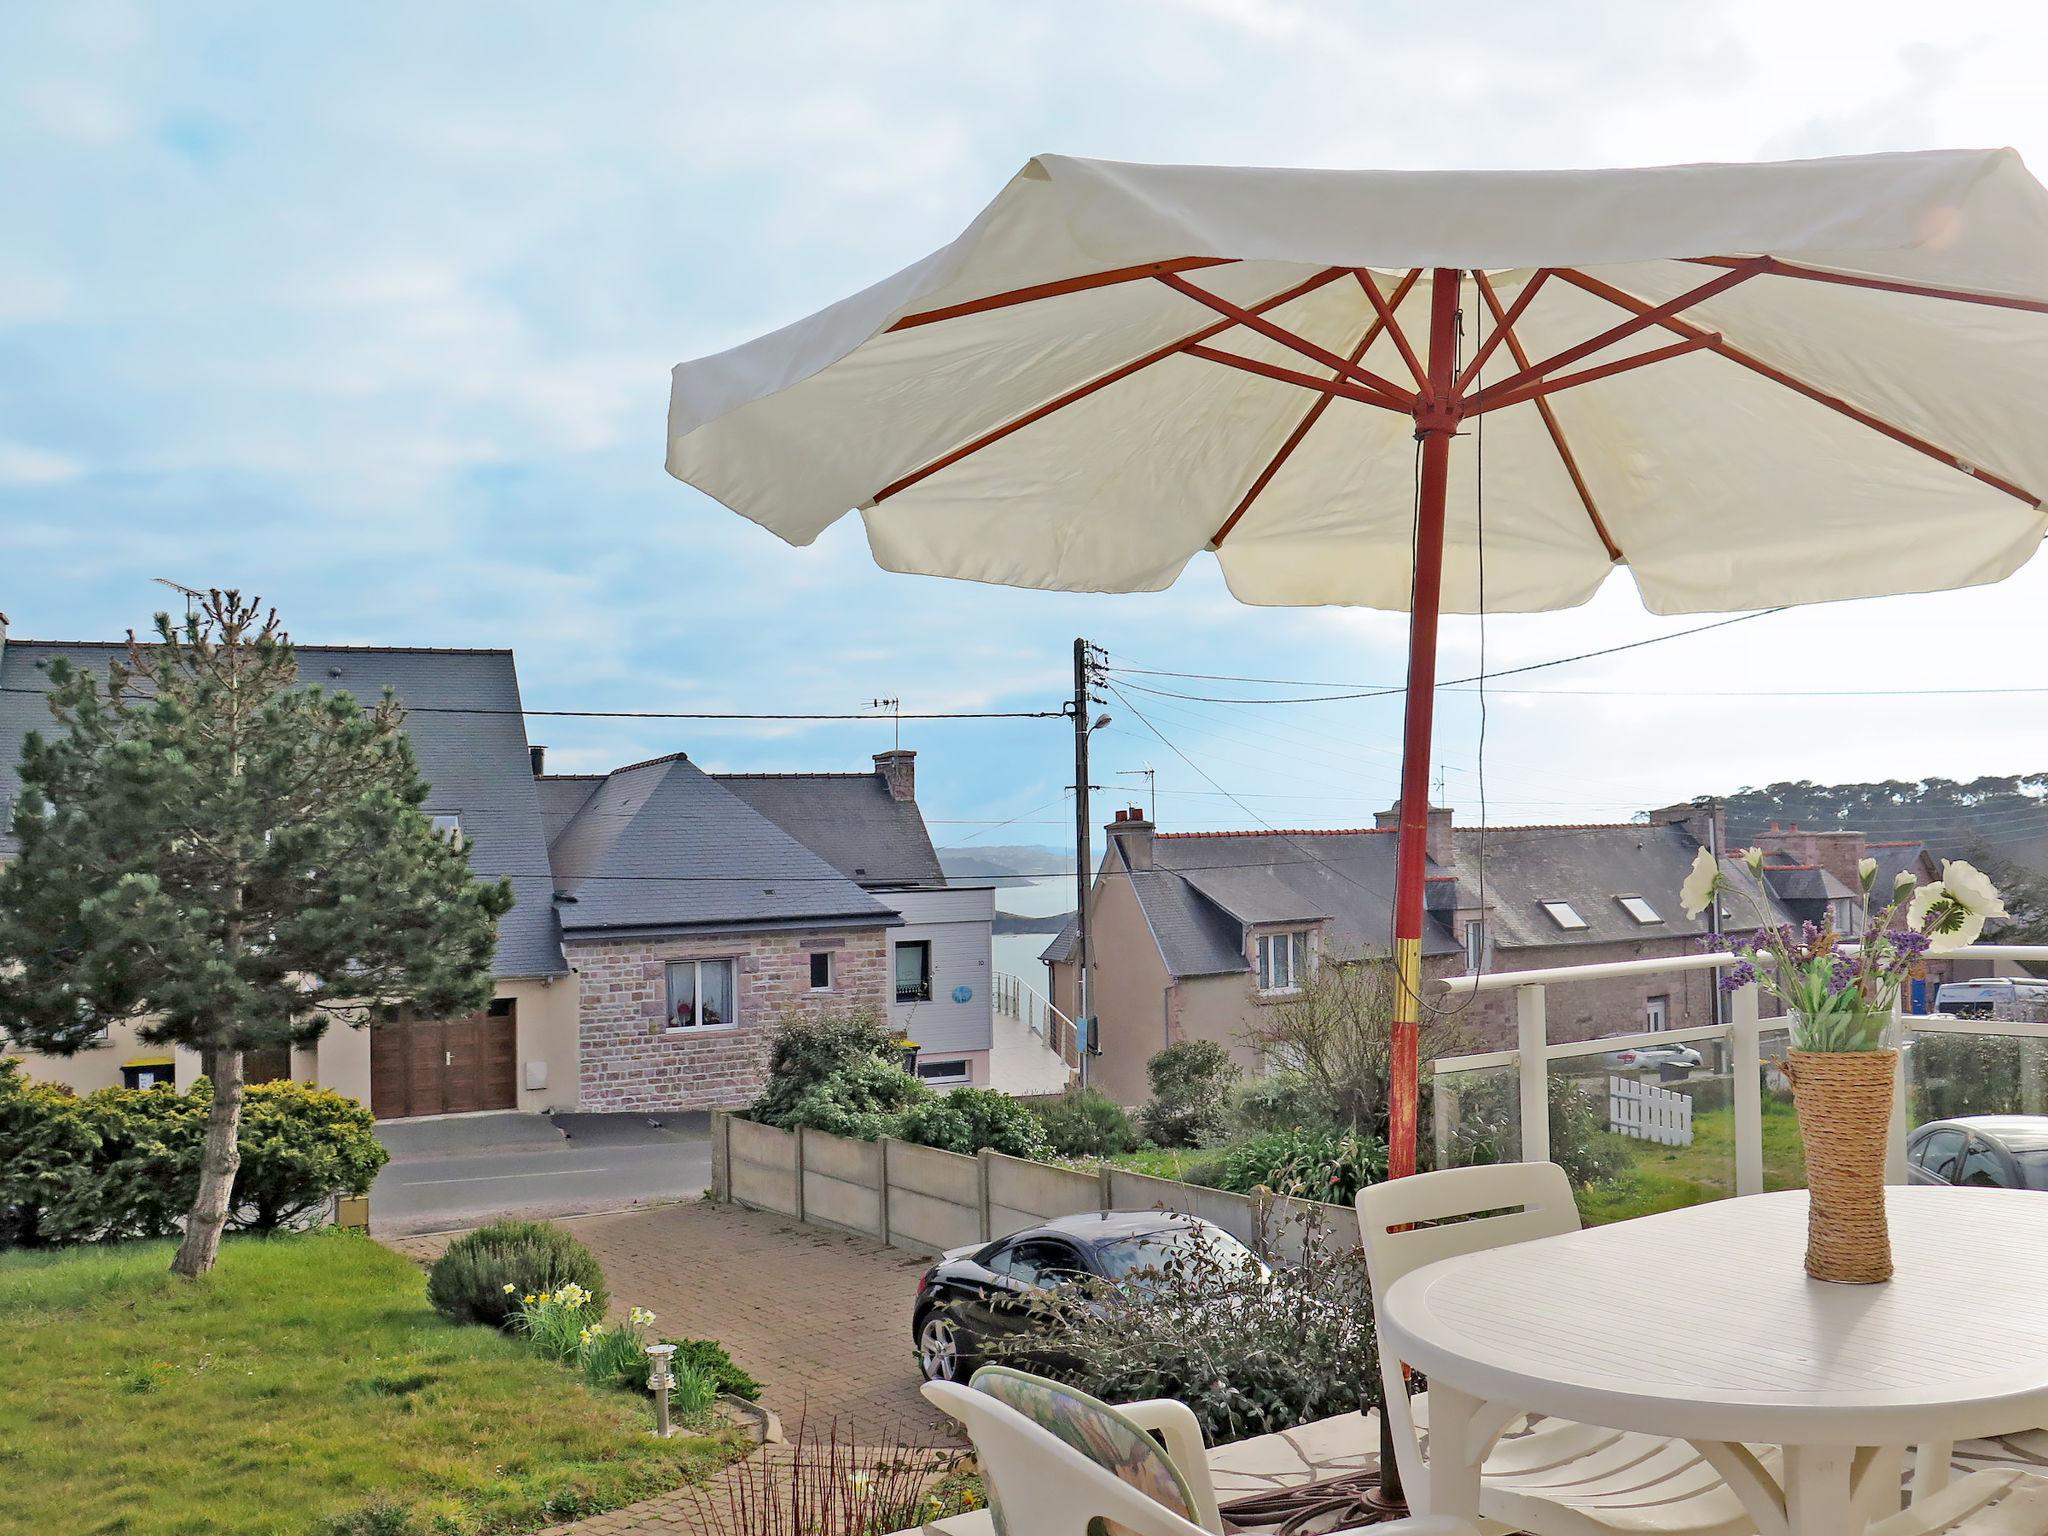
[1540,900,1588,931]
[1618,896,1663,925]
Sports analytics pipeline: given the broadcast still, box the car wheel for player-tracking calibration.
[917,1309,972,1383]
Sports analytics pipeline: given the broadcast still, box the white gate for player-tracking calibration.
[1607,1075,1694,1147]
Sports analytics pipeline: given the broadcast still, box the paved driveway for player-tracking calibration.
[390,1199,949,1442]
[372,1111,712,1236]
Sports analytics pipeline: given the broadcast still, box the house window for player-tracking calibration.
[428,812,463,848]
[1256,931,1309,994]
[916,1058,970,1085]
[666,959,737,1030]
[1618,896,1662,925]
[1646,995,1670,1032]
[1540,900,1588,931]
[808,951,833,991]
[122,1060,176,1090]
[1464,919,1486,975]
[895,941,933,1003]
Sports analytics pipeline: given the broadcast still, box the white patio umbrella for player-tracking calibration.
[666,149,2048,1182]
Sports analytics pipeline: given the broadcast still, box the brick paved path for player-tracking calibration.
[390,1198,953,1443]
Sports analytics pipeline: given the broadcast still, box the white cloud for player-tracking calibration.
[0,443,83,485]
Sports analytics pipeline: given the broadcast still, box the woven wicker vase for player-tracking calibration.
[1784,1048,1897,1284]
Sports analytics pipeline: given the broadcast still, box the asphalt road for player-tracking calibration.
[369,1110,713,1236]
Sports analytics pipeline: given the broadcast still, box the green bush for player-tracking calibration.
[1227,1070,1338,1136]
[1445,1073,1631,1189]
[0,1064,388,1247]
[1020,1210,1385,1445]
[1033,1087,1139,1157]
[426,1220,609,1330]
[666,1336,762,1400]
[1203,1125,1388,1205]
[1138,1040,1240,1148]
[899,1087,1050,1158]
[749,1011,927,1137]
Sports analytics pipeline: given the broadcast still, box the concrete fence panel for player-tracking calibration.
[1264,1193,1362,1263]
[985,1151,1104,1239]
[1106,1170,1263,1249]
[727,1115,800,1216]
[883,1141,983,1254]
[800,1128,885,1237]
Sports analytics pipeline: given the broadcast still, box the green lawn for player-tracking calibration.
[0,1232,740,1536]
[1100,1144,1216,1181]
[1577,1099,1808,1225]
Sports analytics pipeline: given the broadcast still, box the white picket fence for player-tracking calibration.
[1607,1074,1694,1147]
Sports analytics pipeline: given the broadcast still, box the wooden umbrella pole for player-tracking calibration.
[1388,267,1463,1182]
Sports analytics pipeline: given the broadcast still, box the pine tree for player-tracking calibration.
[0,592,513,1276]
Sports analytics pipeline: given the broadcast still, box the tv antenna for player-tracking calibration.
[1117,764,1156,822]
[152,577,205,619]
[868,696,901,749]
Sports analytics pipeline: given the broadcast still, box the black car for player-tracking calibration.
[1906,1115,2048,1191]
[911,1210,1268,1382]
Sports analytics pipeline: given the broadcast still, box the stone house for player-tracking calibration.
[0,615,996,1117]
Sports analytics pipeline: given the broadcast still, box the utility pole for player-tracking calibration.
[1071,638,1108,1087]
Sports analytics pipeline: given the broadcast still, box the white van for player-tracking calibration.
[1934,977,2048,1018]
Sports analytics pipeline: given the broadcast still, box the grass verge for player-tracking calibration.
[0,1231,743,1535]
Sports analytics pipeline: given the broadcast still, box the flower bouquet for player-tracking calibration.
[1679,847,2004,1282]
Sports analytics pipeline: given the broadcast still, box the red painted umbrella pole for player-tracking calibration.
[1387,269,1463,1181]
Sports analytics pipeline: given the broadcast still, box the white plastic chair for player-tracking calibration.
[1358,1162,1782,1536]
[925,1377,1481,1536]
[1869,1468,2048,1536]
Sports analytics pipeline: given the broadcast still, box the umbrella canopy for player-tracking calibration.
[666,148,2048,1181]
[669,150,2048,615]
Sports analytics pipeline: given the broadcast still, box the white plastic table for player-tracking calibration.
[1378,1188,2048,1536]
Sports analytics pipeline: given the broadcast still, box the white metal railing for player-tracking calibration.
[994,969,1078,1056]
[1429,943,2048,1198]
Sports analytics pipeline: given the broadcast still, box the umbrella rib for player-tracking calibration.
[1152,271,1420,409]
[1211,268,1424,550]
[1467,261,1763,408]
[1467,333,1722,415]
[1552,266,2040,507]
[886,257,1237,331]
[1455,269,1550,395]
[1686,255,2048,317]
[1352,268,1430,392]
[1182,343,1414,412]
[869,266,1351,505]
[1472,271,1622,564]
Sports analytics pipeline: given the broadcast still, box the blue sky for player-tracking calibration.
[7,2,2048,867]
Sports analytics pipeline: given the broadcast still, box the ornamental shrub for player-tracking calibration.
[898,1087,1050,1158]
[1203,1125,1389,1205]
[216,1079,388,1233]
[1227,1070,1340,1136]
[427,1219,609,1329]
[0,1059,100,1247]
[1020,1209,1387,1445]
[1138,1040,1240,1148]
[666,1336,763,1400]
[1445,1072,1631,1189]
[750,1010,927,1137]
[1032,1087,1139,1157]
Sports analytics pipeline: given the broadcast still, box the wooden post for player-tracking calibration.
[1098,1161,1114,1213]
[1516,985,1550,1164]
[1731,982,1765,1197]
[711,1110,732,1203]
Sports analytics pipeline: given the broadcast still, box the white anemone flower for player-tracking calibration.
[1858,856,1878,890]
[1742,846,1767,875]
[1942,860,2007,920]
[1910,881,1988,950]
[1679,846,1720,918]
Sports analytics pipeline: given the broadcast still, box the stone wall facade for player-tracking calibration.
[570,927,891,1111]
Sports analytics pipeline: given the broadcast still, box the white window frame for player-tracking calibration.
[1646,994,1670,1032]
[665,957,738,1032]
[808,950,833,991]
[1464,918,1486,975]
[1618,895,1662,925]
[894,940,933,1003]
[1540,900,1588,931]
[1256,930,1310,995]
[427,811,463,848]
[916,1057,971,1086]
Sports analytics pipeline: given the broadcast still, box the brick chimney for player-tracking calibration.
[1650,799,1726,859]
[1756,821,1867,892]
[1108,805,1154,870]
[873,749,916,803]
[1374,803,1454,866]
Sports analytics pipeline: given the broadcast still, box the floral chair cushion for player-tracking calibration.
[969,1365,1199,1536]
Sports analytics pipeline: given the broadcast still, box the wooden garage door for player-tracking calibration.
[369,1003,517,1119]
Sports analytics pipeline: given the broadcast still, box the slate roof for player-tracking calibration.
[714,772,945,889]
[1040,914,1078,965]
[0,639,567,978]
[1864,840,1937,903]
[546,754,898,937]
[537,774,604,845]
[1101,819,1801,980]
